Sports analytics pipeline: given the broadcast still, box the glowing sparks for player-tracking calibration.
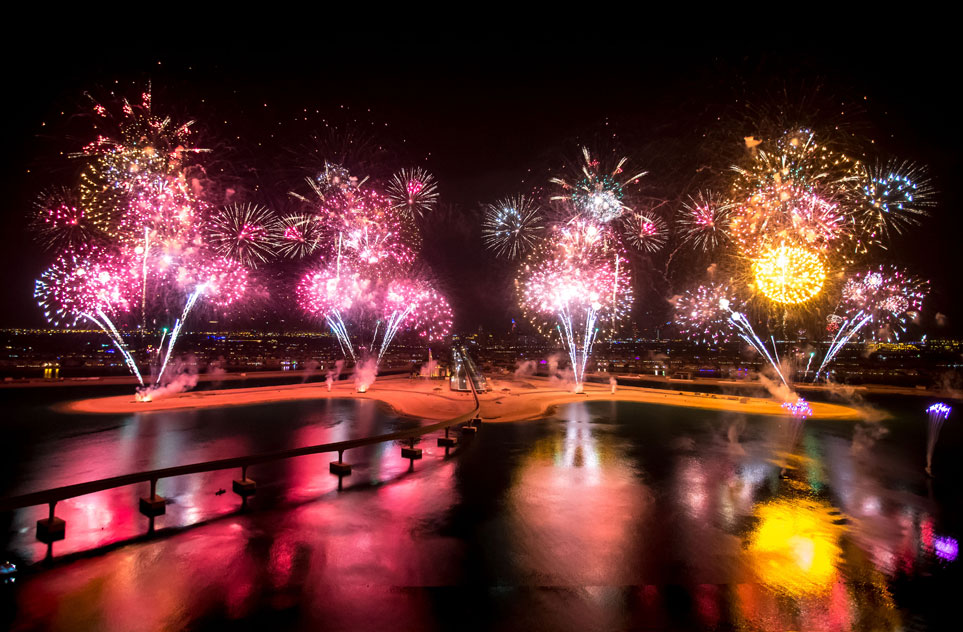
[386,167,439,218]
[276,214,323,259]
[199,257,249,308]
[32,90,253,392]
[677,190,734,252]
[840,265,927,336]
[623,212,667,253]
[751,245,826,305]
[517,224,633,390]
[482,195,544,260]
[926,403,951,476]
[859,160,934,241]
[206,203,279,267]
[30,187,98,252]
[293,163,452,369]
[550,147,647,224]
[782,397,813,418]
[673,283,737,345]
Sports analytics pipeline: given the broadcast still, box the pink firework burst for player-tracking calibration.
[678,190,734,252]
[297,265,369,317]
[35,245,136,326]
[387,167,439,218]
[383,278,453,342]
[30,187,99,252]
[841,265,928,338]
[314,188,420,270]
[623,211,668,253]
[673,283,740,345]
[277,214,323,259]
[199,257,249,308]
[206,203,279,267]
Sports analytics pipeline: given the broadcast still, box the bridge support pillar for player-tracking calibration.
[401,438,423,460]
[232,478,256,496]
[233,466,256,497]
[36,502,65,543]
[330,450,352,475]
[438,427,457,448]
[139,479,166,517]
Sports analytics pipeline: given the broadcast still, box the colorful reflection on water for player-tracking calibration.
[1,397,961,630]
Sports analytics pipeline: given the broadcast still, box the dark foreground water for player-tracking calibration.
[1,388,961,631]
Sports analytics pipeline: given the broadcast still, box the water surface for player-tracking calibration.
[1,393,960,630]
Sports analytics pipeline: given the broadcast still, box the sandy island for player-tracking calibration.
[60,375,863,422]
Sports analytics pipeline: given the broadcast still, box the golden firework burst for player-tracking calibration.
[751,245,826,304]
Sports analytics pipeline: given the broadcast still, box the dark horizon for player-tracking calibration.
[3,43,960,336]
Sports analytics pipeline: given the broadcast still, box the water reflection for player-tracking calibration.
[745,493,845,595]
[1,398,960,630]
[504,403,649,588]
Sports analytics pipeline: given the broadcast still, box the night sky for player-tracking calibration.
[3,42,959,335]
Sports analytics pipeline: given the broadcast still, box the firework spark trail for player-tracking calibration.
[83,310,145,386]
[925,403,951,476]
[555,305,600,391]
[780,397,813,470]
[517,223,631,393]
[376,305,415,364]
[155,286,204,387]
[727,308,789,387]
[803,352,815,379]
[325,311,356,361]
[814,266,928,378]
[673,283,737,346]
[31,91,258,397]
[813,311,874,381]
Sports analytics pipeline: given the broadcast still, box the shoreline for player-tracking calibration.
[60,375,864,422]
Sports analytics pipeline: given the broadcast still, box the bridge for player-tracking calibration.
[0,376,482,553]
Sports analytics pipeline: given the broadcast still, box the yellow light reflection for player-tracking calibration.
[747,498,845,595]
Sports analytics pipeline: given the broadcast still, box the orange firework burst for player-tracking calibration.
[751,245,826,305]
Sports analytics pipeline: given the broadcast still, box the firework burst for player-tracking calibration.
[812,265,928,380]
[481,195,544,259]
[206,203,279,267]
[677,190,734,252]
[673,283,737,345]
[378,278,453,361]
[751,244,827,305]
[35,245,135,328]
[276,214,323,259]
[297,174,419,271]
[623,211,667,253]
[731,129,861,206]
[30,187,99,252]
[840,265,927,337]
[33,90,254,393]
[199,257,250,308]
[550,147,647,224]
[386,167,439,218]
[517,225,633,390]
[858,160,935,243]
[292,162,451,370]
[76,90,208,239]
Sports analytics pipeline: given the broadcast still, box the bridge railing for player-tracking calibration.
[0,380,481,545]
